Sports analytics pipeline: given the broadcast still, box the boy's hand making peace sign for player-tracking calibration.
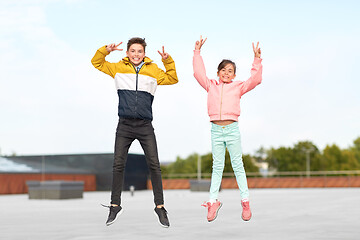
[106,42,123,53]
[158,46,169,60]
[253,42,261,58]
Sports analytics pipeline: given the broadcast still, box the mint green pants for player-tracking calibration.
[209,122,249,200]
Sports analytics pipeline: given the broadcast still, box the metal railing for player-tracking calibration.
[162,170,360,179]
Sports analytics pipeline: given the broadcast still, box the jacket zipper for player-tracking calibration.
[132,63,146,113]
[220,83,224,120]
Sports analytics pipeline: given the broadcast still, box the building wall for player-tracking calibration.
[147,176,360,189]
[5,153,148,191]
[0,173,96,194]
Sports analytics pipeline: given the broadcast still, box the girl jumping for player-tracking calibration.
[193,36,262,222]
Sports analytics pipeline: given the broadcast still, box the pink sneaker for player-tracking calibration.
[241,200,252,221]
[201,200,222,222]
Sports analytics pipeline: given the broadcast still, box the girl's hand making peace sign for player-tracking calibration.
[195,35,207,50]
[252,42,261,58]
[106,42,123,53]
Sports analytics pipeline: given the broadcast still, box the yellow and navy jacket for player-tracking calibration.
[91,46,178,120]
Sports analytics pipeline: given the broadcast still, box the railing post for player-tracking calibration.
[41,155,45,182]
[197,154,201,181]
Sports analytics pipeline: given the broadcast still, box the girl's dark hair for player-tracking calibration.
[217,59,236,74]
[127,37,147,51]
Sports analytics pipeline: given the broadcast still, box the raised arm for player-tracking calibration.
[193,36,211,91]
[91,42,123,78]
[239,42,263,95]
[157,46,179,85]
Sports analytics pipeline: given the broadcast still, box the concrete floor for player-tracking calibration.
[0,188,359,240]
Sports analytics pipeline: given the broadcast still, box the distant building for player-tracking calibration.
[0,157,37,172]
[1,153,148,191]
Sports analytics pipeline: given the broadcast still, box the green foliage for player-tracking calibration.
[265,137,360,172]
[320,139,360,170]
[351,137,360,165]
[200,153,213,174]
[161,137,360,176]
[162,149,259,176]
[243,154,260,172]
[165,154,198,174]
[266,141,328,172]
[321,144,343,170]
[341,150,360,170]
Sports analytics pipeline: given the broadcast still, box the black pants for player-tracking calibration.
[111,118,164,206]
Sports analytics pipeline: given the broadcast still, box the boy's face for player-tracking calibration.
[126,43,145,66]
[217,63,236,83]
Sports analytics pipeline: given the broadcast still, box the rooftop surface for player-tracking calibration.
[1,188,359,240]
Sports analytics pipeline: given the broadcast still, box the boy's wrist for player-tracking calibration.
[162,55,172,62]
[100,45,111,55]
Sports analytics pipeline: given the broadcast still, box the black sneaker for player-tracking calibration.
[102,204,123,226]
[154,207,170,228]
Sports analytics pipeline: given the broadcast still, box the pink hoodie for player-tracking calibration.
[193,50,263,122]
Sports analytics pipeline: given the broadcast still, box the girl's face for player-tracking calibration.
[126,43,145,66]
[217,63,236,83]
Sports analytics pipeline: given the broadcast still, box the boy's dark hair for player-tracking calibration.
[127,37,147,51]
[217,59,236,74]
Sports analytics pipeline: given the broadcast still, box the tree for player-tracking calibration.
[350,137,360,165]
[163,137,360,176]
[266,146,295,171]
[165,154,198,175]
[321,144,343,171]
[341,150,360,170]
[254,146,267,163]
[162,150,259,178]
[265,141,320,172]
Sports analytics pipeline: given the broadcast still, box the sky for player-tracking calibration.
[0,0,359,162]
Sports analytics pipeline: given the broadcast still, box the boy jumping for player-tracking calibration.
[91,37,178,228]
